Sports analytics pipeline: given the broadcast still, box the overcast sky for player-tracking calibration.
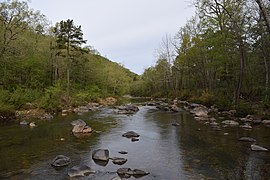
[29,0,195,74]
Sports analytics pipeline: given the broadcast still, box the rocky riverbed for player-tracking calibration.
[0,100,269,179]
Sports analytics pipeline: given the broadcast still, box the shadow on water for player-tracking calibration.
[0,106,269,179]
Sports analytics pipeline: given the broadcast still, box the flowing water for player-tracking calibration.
[0,106,269,179]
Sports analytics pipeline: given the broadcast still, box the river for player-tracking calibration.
[0,105,269,179]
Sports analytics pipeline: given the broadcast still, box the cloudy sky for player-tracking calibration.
[29,0,195,74]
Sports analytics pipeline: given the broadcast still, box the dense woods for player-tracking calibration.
[0,0,136,114]
[132,0,270,115]
[1,0,270,118]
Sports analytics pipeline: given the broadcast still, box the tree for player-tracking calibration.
[255,0,270,34]
[0,0,46,87]
[53,19,86,98]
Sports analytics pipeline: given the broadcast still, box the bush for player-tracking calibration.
[190,91,217,107]
[39,82,64,111]
[8,88,41,109]
[234,100,255,117]
[71,85,102,106]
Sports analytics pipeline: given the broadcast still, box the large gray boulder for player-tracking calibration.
[68,165,95,177]
[51,155,71,167]
[92,149,110,162]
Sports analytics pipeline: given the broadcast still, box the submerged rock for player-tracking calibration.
[251,144,268,152]
[68,165,95,177]
[51,155,71,167]
[92,149,110,162]
[71,119,86,127]
[131,137,139,142]
[122,131,140,138]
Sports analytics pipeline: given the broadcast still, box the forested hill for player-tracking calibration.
[132,0,270,116]
[0,0,137,113]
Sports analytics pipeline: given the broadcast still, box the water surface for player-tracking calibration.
[0,106,269,179]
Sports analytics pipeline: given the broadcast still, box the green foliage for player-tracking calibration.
[39,82,64,111]
[8,88,41,109]
[234,101,255,117]
[190,91,217,107]
[71,85,102,106]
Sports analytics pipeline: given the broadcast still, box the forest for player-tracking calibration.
[0,0,137,115]
[0,0,270,118]
[132,0,270,116]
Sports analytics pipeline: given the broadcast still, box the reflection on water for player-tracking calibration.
[0,106,269,179]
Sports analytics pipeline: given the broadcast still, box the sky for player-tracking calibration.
[28,0,195,74]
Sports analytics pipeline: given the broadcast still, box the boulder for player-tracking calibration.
[92,149,110,162]
[82,126,92,133]
[111,157,127,165]
[131,137,139,142]
[117,168,149,178]
[240,124,252,129]
[29,122,36,127]
[262,120,270,126]
[117,168,133,178]
[71,119,86,127]
[51,155,71,167]
[68,165,95,177]
[251,144,268,152]
[122,131,140,138]
[222,120,239,127]
[191,107,208,117]
[239,137,256,142]
[71,119,92,134]
[19,120,28,125]
[118,151,128,155]
[115,104,139,114]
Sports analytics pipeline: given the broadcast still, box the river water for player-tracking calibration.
[0,105,269,179]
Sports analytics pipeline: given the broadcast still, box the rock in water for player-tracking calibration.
[70,119,86,127]
[51,155,71,167]
[117,168,133,178]
[251,144,268,152]
[118,151,128,155]
[19,120,28,125]
[112,157,127,165]
[132,169,150,178]
[122,131,140,138]
[92,149,110,162]
[222,120,239,127]
[239,137,256,142]
[68,165,95,177]
[117,168,149,178]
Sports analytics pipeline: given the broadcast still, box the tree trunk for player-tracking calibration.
[235,38,245,104]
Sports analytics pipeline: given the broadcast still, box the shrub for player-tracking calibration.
[39,82,64,111]
[8,88,41,109]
